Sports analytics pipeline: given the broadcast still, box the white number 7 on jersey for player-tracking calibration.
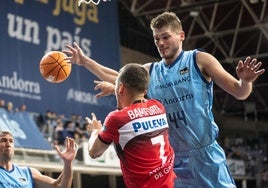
[151,135,167,165]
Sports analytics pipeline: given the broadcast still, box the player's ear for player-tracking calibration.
[118,82,124,95]
[180,31,185,41]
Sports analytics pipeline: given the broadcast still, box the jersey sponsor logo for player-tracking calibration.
[155,75,190,89]
[161,93,194,105]
[118,114,169,149]
[149,154,174,180]
[132,117,167,132]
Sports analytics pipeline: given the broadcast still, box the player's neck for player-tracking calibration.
[120,93,146,109]
[0,161,13,171]
[132,96,146,104]
[133,99,145,104]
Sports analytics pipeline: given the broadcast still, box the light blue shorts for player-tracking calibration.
[173,141,236,188]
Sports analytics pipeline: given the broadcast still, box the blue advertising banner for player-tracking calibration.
[0,108,51,150]
[0,0,120,121]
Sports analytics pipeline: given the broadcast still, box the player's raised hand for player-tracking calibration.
[54,137,78,162]
[85,113,102,134]
[63,42,86,66]
[236,56,265,82]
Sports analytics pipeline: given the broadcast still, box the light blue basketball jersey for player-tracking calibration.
[148,50,219,152]
[0,164,34,188]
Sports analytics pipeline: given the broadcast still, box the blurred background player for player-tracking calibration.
[0,131,77,188]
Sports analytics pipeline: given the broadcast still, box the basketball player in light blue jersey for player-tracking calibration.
[0,131,77,188]
[64,11,265,188]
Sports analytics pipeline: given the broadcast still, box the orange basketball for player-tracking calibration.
[39,51,72,83]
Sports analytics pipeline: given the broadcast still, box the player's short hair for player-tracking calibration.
[0,131,13,137]
[118,63,149,93]
[150,11,182,33]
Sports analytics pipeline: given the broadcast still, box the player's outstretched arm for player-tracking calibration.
[198,52,265,100]
[31,137,77,188]
[63,42,119,84]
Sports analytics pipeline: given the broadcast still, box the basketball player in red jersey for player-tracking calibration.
[86,63,176,188]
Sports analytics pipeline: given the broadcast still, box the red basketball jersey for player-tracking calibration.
[99,99,176,188]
